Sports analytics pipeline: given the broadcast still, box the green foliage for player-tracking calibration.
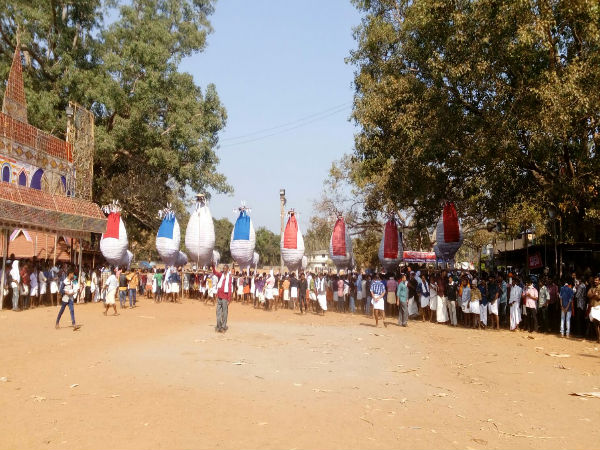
[304,216,332,254]
[349,0,600,239]
[0,0,230,245]
[213,217,233,264]
[353,229,380,270]
[255,227,280,267]
[505,201,549,239]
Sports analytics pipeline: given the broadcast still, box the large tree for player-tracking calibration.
[0,0,230,246]
[349,0,600,241]
[255,227,280,267]
[213,217,233,264]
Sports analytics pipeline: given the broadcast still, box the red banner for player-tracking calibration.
[403,251,436,263]
[528,252,543,269]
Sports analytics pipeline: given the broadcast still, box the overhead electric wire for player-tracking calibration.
[220,102,351,143]
[219,103,352,148]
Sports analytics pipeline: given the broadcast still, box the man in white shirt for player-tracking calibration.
[55,269,81,330]
[29,268,39,308]
[103,269,119,316]
[509,277,523,331]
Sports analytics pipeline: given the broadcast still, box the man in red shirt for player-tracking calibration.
[212,264,233,333]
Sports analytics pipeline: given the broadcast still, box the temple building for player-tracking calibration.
[0,44,106,268]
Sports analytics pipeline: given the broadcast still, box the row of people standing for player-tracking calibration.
[367,268,600,341]
[1,257,106,310]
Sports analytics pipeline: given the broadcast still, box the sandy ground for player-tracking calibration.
[0,297,599,450]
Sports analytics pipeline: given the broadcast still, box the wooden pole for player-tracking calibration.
[53,235,57,266]
[0,229,7,311]
[78,239,83,280]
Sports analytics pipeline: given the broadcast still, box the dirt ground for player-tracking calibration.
[0,297,599,450]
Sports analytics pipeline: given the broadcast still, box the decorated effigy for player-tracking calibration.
[230,205,256,268]
[252,251,259,269]
[155,205,180,265]
[329,214,353,271]
[185,194,215,266]
[118,250,133,269]
[433,244,443,262]
[281,210,304,270]
[211,250,221,266]
[100,201,129,266]
[175,251,188,267]
[378,215,403,272]
[435,202,463,261]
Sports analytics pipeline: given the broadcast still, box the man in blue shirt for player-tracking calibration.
[559,280,574,337]
[370,273,386,327]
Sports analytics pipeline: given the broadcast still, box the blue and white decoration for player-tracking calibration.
[230,204,256,268]
[156,206,181,265]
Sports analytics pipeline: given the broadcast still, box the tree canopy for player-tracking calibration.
[0,0,230,247]
[348,0,600,242]
[255,227,280,267]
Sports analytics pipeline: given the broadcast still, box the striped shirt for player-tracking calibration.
[370,280,385,296]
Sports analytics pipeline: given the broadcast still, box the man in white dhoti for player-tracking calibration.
[29,267,39,308]
[10,260,20,311]
[509,277,523,331]
[265,270,275,310]
[370,274,386,327]
[436,271,449,323]
[587,276,600,343]
[316,273,327,315]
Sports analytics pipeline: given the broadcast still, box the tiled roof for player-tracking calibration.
[0,183,106,237]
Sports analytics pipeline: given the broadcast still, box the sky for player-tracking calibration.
[180,0,362,234]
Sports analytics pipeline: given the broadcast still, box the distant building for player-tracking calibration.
[306,249,334,273]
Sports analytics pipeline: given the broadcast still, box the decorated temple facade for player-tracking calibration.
[0,44,105,264]
[0,47,73,196]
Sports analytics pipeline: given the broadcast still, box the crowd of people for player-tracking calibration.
[2,255,599,342]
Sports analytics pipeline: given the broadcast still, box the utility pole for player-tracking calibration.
[279,189,286,275]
